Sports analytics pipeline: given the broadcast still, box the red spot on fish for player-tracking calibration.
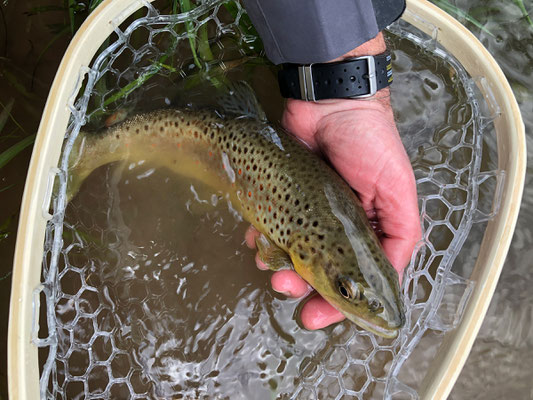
[177,143,181,148]
[209,151,213,157]
[268,206,272,212]
[151,143,156,147]
[248,191,252,197]
[238,169,242,175]
[258,205,262,210]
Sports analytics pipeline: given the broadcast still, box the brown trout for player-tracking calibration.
[68,105,405,338]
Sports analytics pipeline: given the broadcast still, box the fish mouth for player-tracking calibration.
[344,311,402,339]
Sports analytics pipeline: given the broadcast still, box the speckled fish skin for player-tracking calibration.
[68,108,405,338]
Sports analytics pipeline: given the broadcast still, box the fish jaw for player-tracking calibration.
[292,257,404,338]
[320,288,404,339]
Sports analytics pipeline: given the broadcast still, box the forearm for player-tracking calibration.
[331,32,387,61]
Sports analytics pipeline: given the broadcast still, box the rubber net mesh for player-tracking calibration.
[35,1,502,398]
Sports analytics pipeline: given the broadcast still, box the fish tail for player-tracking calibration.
[65,130,126,201]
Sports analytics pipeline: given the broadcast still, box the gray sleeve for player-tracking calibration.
[241,0,406,65]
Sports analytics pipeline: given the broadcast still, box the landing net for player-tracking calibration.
[35,1,500,398]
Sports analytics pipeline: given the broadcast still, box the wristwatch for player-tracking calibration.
[278,53,393,101]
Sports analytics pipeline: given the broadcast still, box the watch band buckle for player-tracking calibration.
[297,56,379,101]
[352,55,377,98]
[297,64,316,101]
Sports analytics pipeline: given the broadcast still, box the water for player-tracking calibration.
[1,0,533,399]
[43,19,485,397]
[60,167,317,398]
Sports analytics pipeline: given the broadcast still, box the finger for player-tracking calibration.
[245,225,260,249]
[271,270,312,298]
[255,253,270,271]
[375,162,421,273]
[300,295,345,330]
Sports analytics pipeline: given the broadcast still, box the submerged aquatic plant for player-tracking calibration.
[430,0,496,36]
[513,0,533,27]
[0,99,35,180]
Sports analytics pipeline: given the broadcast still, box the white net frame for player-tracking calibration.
[33,1,502,399]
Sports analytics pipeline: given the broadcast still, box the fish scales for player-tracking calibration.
[68,108,404,338]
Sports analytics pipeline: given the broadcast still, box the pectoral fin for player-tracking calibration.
[255,234,293,271]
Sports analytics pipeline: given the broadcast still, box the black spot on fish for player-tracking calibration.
[297,218,303,225]
[312,221,318,227]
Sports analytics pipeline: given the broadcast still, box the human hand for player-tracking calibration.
[247,90,421,330]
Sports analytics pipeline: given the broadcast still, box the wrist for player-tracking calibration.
[319,32,390,106]
[329,32,388,62]
[278,32,392,103]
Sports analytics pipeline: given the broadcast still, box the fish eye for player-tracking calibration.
[336,278,359,301]
[368,298,383,312]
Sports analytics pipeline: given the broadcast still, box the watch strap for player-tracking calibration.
[278,53,392,101]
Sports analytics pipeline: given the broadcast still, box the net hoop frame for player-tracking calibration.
[8,0,525,399]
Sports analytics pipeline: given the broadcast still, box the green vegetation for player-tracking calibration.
[513,0,533,28]
[430,0,496,37]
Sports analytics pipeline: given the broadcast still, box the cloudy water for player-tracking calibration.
[47,26,495,398]
[1,0,532,398]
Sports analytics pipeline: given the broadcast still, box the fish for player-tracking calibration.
[66,88,405,338]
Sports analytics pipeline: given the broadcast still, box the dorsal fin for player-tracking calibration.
[216,81,267,122]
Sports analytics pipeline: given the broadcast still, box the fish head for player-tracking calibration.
[325,265,405,339]
[291,236,405,339]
